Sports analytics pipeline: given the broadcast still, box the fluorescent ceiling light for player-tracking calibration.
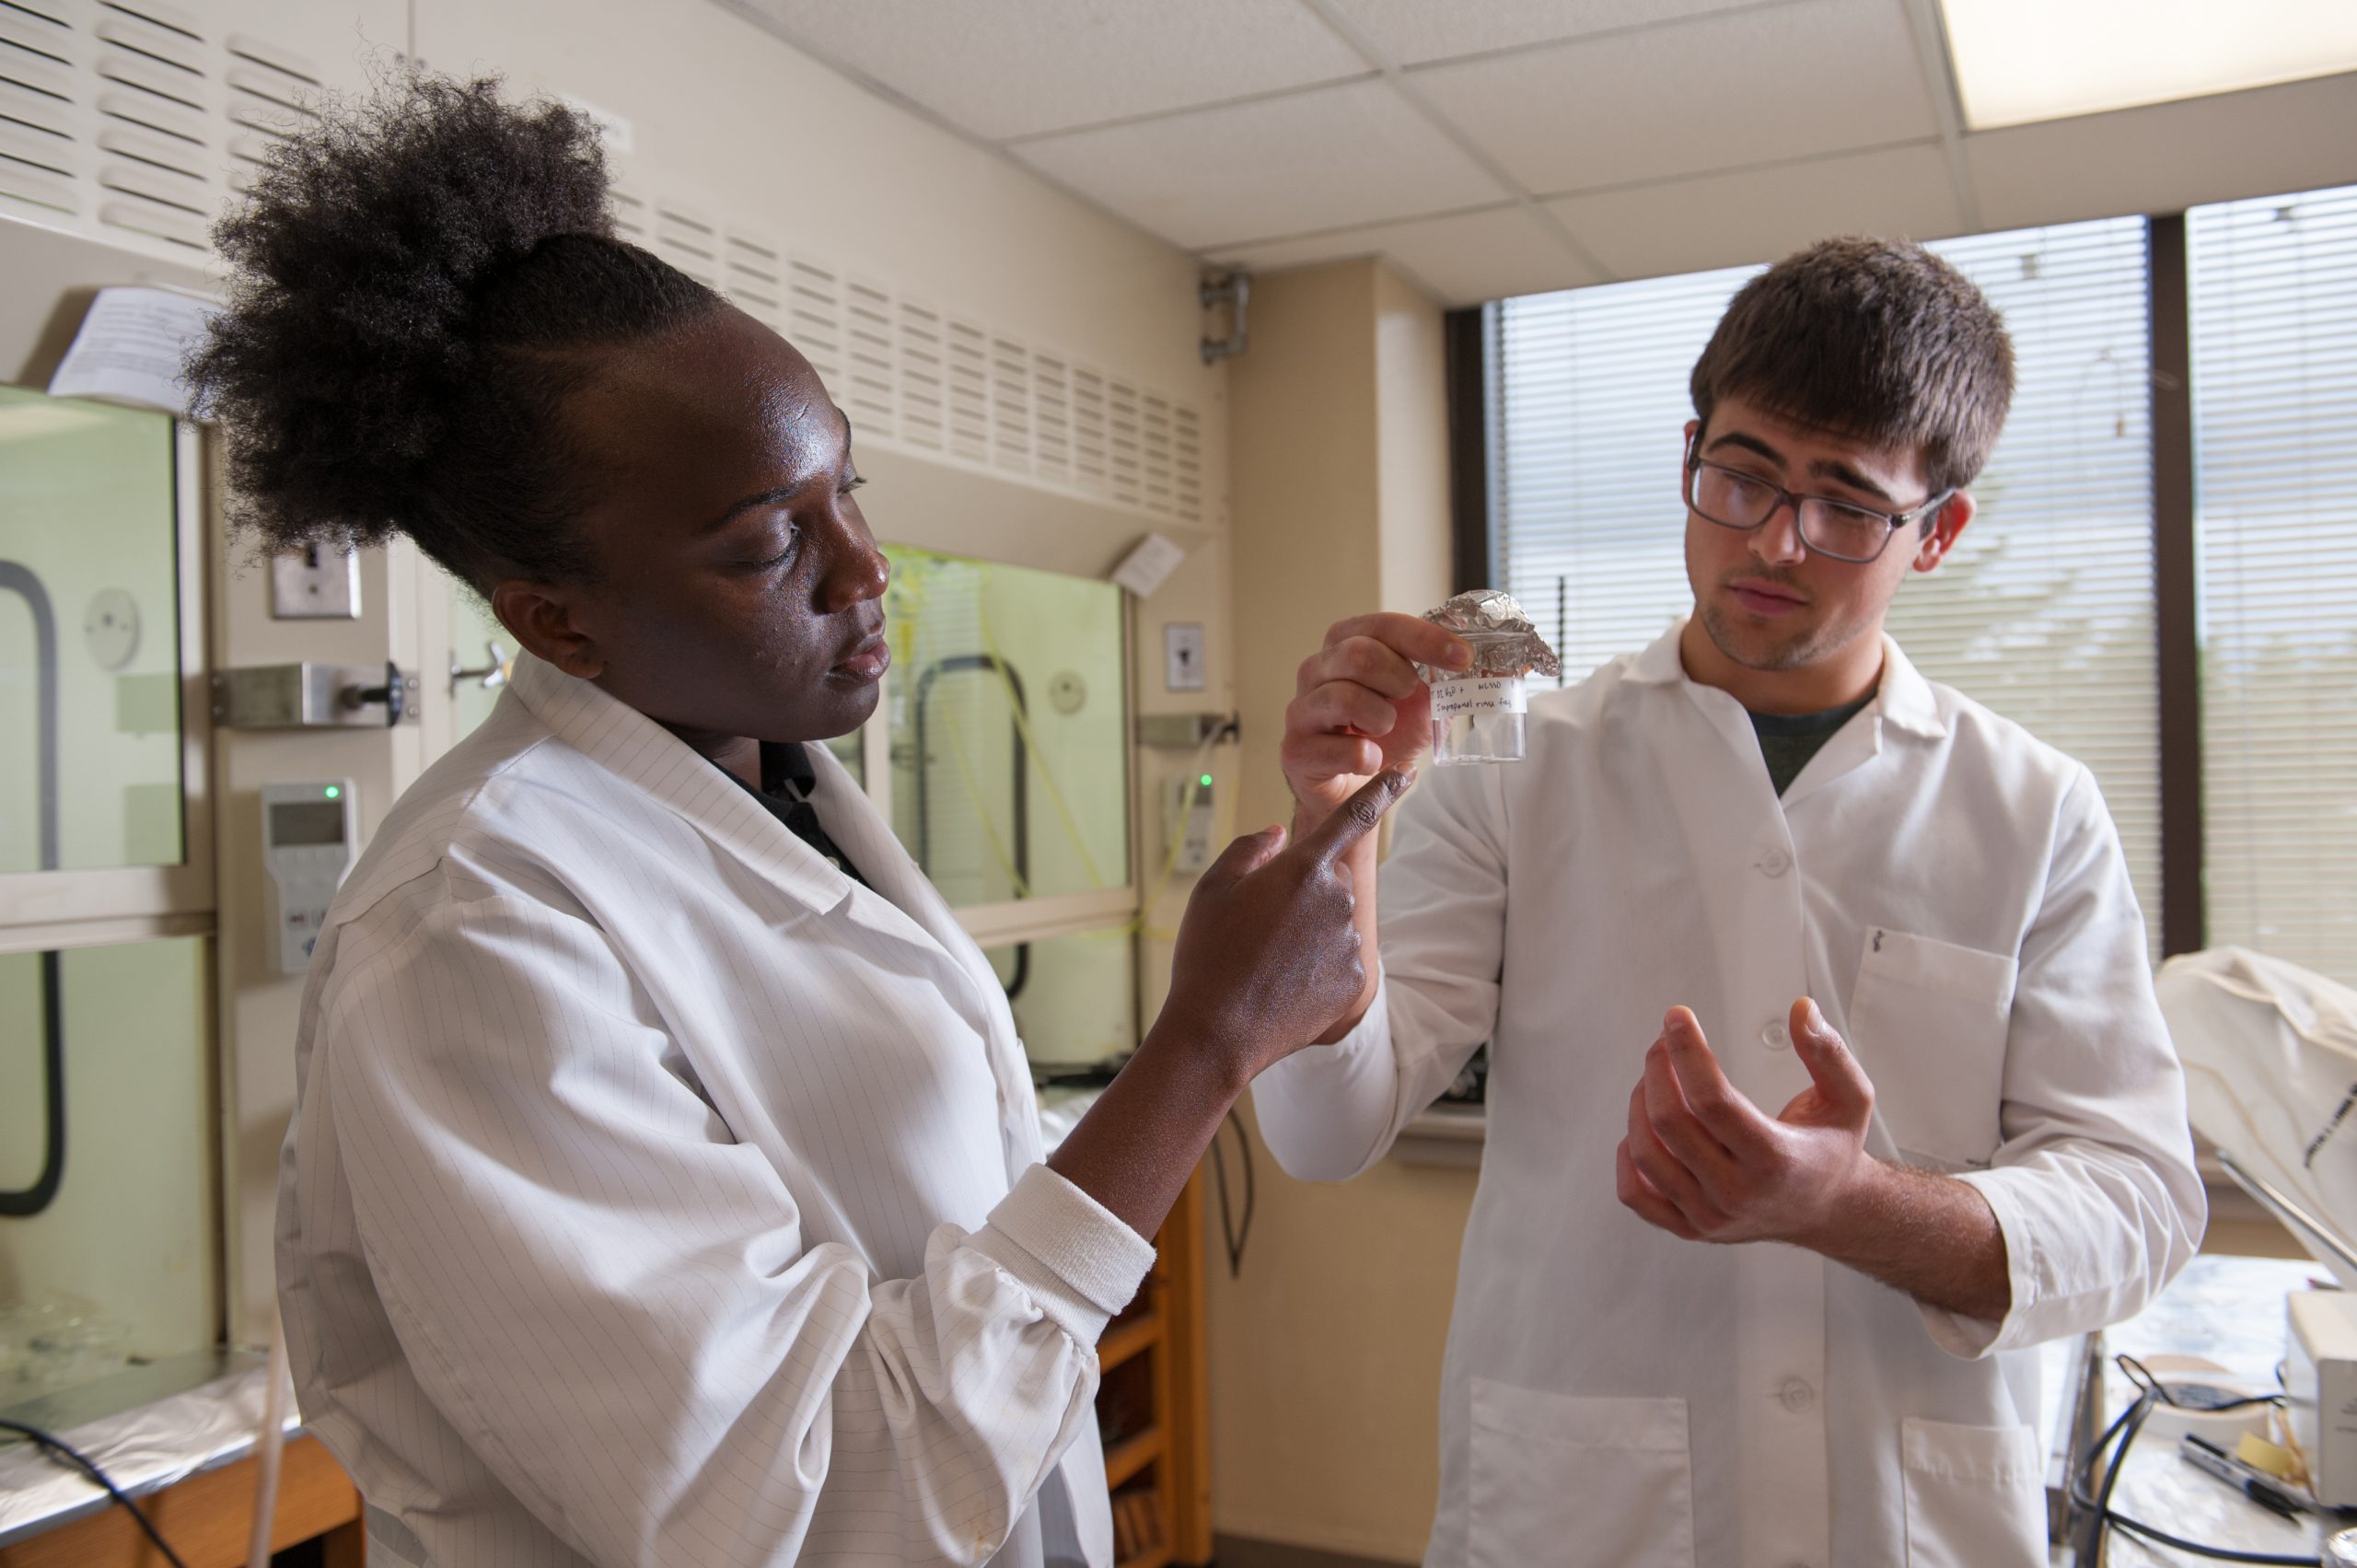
[1939,0,2357,131]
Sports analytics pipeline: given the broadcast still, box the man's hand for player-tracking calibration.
[1282,613,1471,820]
[1615,999,1875,1249]
[1615,998,2014,1322]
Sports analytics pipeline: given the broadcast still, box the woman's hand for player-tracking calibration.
[1049,768,1413,1240]
[1156,766,1416,1086]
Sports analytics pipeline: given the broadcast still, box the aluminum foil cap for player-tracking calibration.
[1423,590,1561,679]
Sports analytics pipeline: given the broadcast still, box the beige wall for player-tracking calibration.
[1214,258,1470,1564]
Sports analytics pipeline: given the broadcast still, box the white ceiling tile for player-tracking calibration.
[1964,72,2357,233]
[730,0,1371,141]
[1330,0,1766,67]
[1204,203,1605,305]
[1410,0,1938,194]
[1012,78,1510,250]
[1546,143,1965,281]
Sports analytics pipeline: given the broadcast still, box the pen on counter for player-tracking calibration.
[2178,1434,2311,1520]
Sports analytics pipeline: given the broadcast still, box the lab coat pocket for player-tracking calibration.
[1850,928,2017,1172]
[1468,1380,1694,1568]
[1899,1417,2048,1568]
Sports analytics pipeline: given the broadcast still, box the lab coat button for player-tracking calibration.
[1756,846,1793,877]
[1761,1019,1791,1051]
[1778,1376,1816,1412]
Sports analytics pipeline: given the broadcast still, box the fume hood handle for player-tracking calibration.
[449,640,510,694]
[342,662,411,727]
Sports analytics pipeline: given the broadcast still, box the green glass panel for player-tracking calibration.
[0,385,183,873]
[983,929,1136,1071]
[881,544,1128,907]
[0,936,215,1405]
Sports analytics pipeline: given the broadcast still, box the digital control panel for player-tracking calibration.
[261,780,357,975]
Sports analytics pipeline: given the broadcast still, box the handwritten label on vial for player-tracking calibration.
[1429,674,1527,718]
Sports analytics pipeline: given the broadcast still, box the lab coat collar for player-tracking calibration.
[505,653,1033,1151]
[1624,621,1948,740]
[505,651,862,918]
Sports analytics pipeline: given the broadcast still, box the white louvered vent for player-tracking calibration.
[842,279,893,439]
[0,0,81,215]
[608,184,649,244]
[92,0,211,248]
[1070,366,1109,493]
[989,334,1029,474]
[0,17,1210,532]
[1105,377,1144,512]
[946,318,988,463]
[898,299,946,452]
[1031,353,1072,488]
[653,201,718,288]
[722,231,782,329]
[787,255,842,385]
[221,33,314,195]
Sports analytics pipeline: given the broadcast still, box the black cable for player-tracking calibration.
[1207,1109,1255,1278]
[0,1417,192,1568]
[2070,1354,2324,1567]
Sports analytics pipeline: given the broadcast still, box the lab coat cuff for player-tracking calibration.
[976,1163,1158,1341]
[1917,1167,2038,1361]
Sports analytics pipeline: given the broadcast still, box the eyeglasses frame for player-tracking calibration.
[1682,436,1954,565]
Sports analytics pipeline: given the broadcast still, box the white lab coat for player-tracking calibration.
[276,651,1154,1568]
[1255,625,2205,1568]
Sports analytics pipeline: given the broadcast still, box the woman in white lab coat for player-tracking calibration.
[192,74,1407,1568]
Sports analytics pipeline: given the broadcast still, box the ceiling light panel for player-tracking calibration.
[1940,0,2357,131]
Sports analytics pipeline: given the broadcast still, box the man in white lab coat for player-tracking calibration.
[1260,237,2206,1568]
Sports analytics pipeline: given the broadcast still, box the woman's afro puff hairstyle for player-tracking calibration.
[189,70,721,587]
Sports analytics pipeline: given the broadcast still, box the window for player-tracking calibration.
[2190,183,2357,980]
[1492,218,2164,956]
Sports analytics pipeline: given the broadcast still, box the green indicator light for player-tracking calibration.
[323,785,342,799]
[1199,773,1213,788]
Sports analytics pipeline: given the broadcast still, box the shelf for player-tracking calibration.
[1102,1425,1165,1490]
[1097,1312,1161,1375]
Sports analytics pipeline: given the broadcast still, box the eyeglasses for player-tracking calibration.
[1683,440,1952,564]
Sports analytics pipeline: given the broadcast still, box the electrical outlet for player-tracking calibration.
[1165,621,1206,691]
[271,544,360,620]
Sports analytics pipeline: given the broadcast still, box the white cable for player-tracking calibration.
[246,1312,289,1568]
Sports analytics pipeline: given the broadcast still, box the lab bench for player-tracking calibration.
[0,1350,361,1565]
[2048,1252,2344,1565]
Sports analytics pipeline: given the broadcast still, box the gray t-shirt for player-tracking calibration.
[1748,694,1873,796]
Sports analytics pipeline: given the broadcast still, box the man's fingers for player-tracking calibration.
[1659,1008,1773,1158]
[1625,1080,1715,1224]
[1789,997,1875,1118]
[1296,765,1415,866]
[1293,679,1403,738]
[1281,732,1386,785]
[1642,1040,1741,1190]
[1321,612,1473,674]
[1617,1142,1702,1241]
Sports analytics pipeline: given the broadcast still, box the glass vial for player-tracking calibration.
[1430,633,1528,765]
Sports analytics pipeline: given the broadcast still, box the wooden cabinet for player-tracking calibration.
[1096,1171,1213,1568]
[0,1436,362,1568]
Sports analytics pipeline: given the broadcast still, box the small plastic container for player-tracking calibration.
[1429,632,1529,765]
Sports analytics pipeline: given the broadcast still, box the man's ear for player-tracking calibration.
[492,579,606,680]
[1911,490,1976,573]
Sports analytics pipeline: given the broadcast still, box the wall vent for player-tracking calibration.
[0,11,1210,529]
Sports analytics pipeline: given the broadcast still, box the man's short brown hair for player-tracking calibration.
[1689,236,2014,494]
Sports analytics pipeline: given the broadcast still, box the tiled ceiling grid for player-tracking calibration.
[724,0,2357,307]
[0,0,1206,529]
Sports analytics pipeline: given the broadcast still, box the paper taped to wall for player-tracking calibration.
[47,286,220,418]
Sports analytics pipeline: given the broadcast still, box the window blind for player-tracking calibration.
[1494,219,2163,958]
[2189,183,2357,983]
